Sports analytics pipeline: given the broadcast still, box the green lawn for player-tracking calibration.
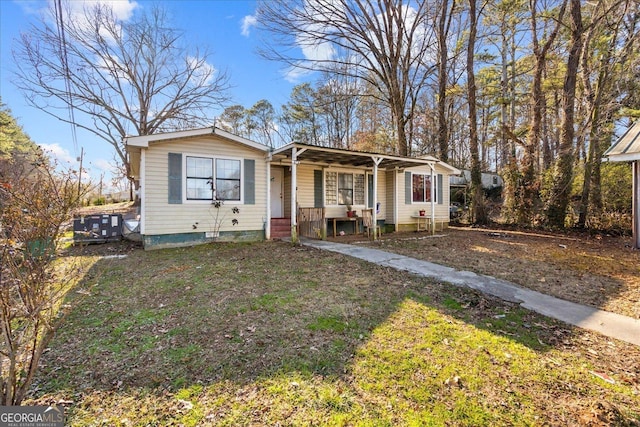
[30,241,640,426]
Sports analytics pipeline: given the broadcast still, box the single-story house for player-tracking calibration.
[125,127,460,250]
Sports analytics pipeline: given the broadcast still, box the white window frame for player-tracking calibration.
[325,169,366,206]
[411,172,436,204]
[183,153,244,204]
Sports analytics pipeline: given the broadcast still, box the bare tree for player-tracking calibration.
[0,149,89,405]
[435,0,462,163]
[12,2,230,183]
[256,0,436,156]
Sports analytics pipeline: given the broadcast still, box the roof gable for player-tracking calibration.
[124,127,269,152]
[604,120,640,162]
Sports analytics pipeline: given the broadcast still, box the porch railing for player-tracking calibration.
[298,207,326,239]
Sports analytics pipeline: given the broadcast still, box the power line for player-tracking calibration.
[54,0,79,155]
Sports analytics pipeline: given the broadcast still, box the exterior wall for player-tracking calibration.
[292,164,388,219]
[396,164,452,231]
[385,170,397,226]
[374,171,386,219]
[294,165,316,212]
[141,136,268,249]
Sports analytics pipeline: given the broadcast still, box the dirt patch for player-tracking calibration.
[348,226,640,319]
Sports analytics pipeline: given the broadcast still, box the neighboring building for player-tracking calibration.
[125,127,460,249]
[450,170,504,191]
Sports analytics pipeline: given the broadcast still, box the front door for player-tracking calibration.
[270,167,284,218]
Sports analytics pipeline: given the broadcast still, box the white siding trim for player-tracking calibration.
[140,149,146,234]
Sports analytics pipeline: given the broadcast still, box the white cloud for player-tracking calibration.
[241,14,257,37]
[91,158,114,172]
[39,143,76,165]
[283,64,312,83]
[62,0,138,22]
[187,56,216,86]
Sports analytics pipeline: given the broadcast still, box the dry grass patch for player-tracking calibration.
[28,240,639,425]
[365,226,640,318]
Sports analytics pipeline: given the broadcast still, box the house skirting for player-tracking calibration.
[395,221,449,233]
[142,230,265,250]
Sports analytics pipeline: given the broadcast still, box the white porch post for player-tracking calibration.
[265,153,272,240]
[290,147,307,244]
[372,157,383,239]
[633,161,640,249]
[430,163,436,234]
[290,146,298,243]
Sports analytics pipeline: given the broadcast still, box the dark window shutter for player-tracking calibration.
[313,170,324,208]
[244,159,255,205]
[405,171,412,204]
[168,153,182,204]
[437,174,443,204]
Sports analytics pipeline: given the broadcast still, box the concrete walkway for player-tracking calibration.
[301,238,640,347]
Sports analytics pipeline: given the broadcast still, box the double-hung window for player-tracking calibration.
[215,159,241,201]
[412,174,435,203]
[186,156,241,201]
[325,171,365,206]
[337,173,353,205]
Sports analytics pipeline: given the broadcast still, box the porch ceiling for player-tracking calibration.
[272,143,441,171]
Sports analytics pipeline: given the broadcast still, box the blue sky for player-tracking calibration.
[0,0,301,189]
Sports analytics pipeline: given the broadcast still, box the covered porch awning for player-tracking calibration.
[271,143,457,171]
[603,120,640,249]
[271,143,460,240]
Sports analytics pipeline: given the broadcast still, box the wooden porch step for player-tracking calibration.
[270,218,291,238]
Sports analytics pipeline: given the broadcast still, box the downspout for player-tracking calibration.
[265,151,272,240]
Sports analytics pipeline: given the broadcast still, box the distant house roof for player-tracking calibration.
[604,120,640,162]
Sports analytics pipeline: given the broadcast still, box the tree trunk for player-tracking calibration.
[467,0,487,224]
[545,0,583,228]
[437,0,453,163]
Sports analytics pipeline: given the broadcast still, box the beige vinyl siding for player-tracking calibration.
[143,136,267,236]
[374,170,387,219]
[294,165,316,209]
[385,170,397,224]
[397,164,451,225]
